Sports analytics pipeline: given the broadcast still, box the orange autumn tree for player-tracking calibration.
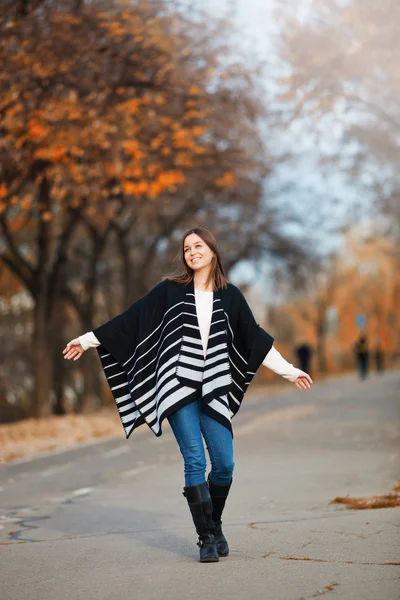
[273,231,400,374]
[0,0,244,416]
[1,3,208,211]
[336,233,400,358]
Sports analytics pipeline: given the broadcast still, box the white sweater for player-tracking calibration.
[79,289,302,383]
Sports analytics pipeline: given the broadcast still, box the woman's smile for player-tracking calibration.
[184,233,215,271]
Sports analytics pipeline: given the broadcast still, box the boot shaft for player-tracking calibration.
[183,482,215,537]
[208,477,232,524]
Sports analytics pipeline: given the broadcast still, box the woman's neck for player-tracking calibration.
[193,269,214,292]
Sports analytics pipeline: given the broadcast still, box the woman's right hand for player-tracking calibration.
[63,338,85,361]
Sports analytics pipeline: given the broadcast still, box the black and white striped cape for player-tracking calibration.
[94,279,274,439]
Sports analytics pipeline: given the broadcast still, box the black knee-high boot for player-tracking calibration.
[208,477,232,557]
[183,482,219,563]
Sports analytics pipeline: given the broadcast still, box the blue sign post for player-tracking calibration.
[356,313,367,329]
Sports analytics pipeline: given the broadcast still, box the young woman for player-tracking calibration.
[63,227,313,563]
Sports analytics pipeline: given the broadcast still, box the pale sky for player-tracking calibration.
[188,0,373,292]
[199,2,356,270]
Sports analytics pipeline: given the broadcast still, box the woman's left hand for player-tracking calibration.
[294,371,313,390]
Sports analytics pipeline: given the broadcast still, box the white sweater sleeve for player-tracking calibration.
[78,331,101,352]
[262,345,302,383]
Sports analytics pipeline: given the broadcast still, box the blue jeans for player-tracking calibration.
[168,399,234,487]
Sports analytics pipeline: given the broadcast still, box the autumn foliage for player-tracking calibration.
[0,1,235,222]
[0,0,271,417]
[263,232,400,377]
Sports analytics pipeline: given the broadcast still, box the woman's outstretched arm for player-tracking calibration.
[62,280,168,362]
[262,346,313,391]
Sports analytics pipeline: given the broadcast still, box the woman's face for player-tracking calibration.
[183,233,215,272]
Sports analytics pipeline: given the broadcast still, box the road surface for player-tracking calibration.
[1,371,399,600]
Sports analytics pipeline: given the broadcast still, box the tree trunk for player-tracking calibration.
[52,300,70,415]
[53,369,66,415]
[120,235,135,307]
[31,293,53,417]
[76,283,103,414]
[77,351,102,413]
[316,319,328,374]
[76,307,104,414]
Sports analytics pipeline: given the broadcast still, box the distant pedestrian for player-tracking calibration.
[373,337,385,373]
[63,227,313,563]
[355,334,369,380]
[295,342,313,375]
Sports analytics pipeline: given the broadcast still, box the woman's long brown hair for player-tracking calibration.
[168,228,228,290]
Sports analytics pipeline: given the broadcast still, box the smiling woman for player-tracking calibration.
[62,226,312,563]
[172,227,228,292]
[184,236,214,274]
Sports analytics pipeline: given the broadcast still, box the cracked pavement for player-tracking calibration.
[1,371,399,600]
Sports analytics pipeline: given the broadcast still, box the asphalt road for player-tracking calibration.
[1,371,399,600]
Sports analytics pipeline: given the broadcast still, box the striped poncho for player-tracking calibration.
[93,279,274,438]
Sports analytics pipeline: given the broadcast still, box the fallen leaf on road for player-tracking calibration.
[0,541,25,545]
[325,584,339,590]
[264,555,398,566]
[330,482,400,509]
[311,583,340,597]
[280,556,325,562]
